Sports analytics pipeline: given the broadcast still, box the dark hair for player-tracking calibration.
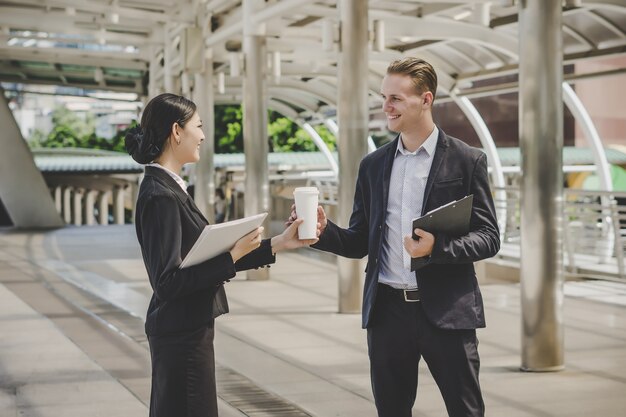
[386,57,438,104]
[125,93,197,164]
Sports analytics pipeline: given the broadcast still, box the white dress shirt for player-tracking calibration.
[378,127,439,290]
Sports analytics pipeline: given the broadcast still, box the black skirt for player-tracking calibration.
[148,324,217,417]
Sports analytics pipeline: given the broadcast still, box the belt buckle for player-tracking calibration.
[403,289,419,302]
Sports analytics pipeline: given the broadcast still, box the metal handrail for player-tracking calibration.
[493,186,626,281]
[305,182,626,281]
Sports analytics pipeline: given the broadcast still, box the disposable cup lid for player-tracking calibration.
[293,187,319,195]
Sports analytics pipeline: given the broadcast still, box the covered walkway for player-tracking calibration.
[1,0,626,403]
[1,226,625,416]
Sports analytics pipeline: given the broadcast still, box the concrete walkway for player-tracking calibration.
[1,225,626,416]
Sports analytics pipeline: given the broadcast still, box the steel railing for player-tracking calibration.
[308,180,626,282]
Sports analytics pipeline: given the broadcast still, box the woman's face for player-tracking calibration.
[174,111,204,164]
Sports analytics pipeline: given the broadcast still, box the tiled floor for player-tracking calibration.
[1,225,625,416]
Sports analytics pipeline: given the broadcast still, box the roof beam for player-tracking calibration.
[0,46,148,71]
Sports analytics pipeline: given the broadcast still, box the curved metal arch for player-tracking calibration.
[587,9,626,38]
[269,88,328,113]
[371,13,519,59]
[450,39,508,69]
[563,23,596,50]
[562,83,612,191]
[449,94,507,234]
[435,42,485,73]
[379,15,612,192]
[324,119,377,154]
[266,94,339,177]
[269,78,337,107]
[300,122,339,177]
[216,90,339,176]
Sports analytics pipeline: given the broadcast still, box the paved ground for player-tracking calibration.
[1,225,625,416]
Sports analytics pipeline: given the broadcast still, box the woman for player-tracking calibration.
[125,93,316,417]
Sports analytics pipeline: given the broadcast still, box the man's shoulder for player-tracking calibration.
[442,133,485,161]
[361,137,396,166]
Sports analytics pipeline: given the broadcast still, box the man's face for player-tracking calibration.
[380,73,430,134]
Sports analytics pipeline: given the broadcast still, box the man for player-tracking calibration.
[296,58,500,416]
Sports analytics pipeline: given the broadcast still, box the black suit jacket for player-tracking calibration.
[135,166,275,336]
[314,129,500,330]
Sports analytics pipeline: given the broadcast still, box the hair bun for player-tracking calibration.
[124,125,143,156]
[124,125,161,164]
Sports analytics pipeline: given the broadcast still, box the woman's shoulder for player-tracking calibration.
[138,176,179,205]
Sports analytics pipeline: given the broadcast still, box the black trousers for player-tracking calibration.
[368,285,484,417]
[148,324,218,417]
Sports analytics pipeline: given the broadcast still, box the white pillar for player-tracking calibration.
[98,190,110,225]
[73,188,84,226]
[113,186,125,225]
[84,189,98,226]
[63,187,73,224]
[54,186,62,214]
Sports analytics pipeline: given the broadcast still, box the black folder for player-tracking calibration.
[410,194,473,271]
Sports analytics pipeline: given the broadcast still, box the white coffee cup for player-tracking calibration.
[293,187,319,240]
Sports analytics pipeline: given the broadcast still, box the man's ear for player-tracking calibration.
[423,91,433,107]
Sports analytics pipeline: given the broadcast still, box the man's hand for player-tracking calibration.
[287,204,328,237]
[271,218,320,253]
[403,228,435,258]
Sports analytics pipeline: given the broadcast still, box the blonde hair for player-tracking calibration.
[386,57,438,103]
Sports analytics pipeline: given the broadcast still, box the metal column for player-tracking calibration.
[337,0,369,313]
[163,24,175,93]
[243,0,269,280]
[194,59,216,223]
[519,0,564,371]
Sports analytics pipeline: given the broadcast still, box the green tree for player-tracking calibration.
[50,105,95,139]
[214,106,337,153]
[110,123,136,152]
[31,103,338,154]
[30,104,137,152]
[214,105,243,153]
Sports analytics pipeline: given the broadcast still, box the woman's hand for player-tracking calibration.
[230,227,264,262]
[287,204,328,236]
[271,218,319,253]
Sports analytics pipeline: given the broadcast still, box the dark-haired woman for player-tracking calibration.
[126,93,318,417]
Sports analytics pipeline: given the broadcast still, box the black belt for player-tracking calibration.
[377,283,420,302]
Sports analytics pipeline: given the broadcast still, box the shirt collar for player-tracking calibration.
[146,163,188,194]
[396,126,439,157]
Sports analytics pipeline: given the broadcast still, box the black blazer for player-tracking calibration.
[135,166,275,336]
[314,129,500,330]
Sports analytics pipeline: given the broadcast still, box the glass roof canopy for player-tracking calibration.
[0,1,623,109]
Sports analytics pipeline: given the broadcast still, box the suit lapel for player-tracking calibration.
[382,135,400,215]
[186,198,209,224]
[421,129,449,215]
